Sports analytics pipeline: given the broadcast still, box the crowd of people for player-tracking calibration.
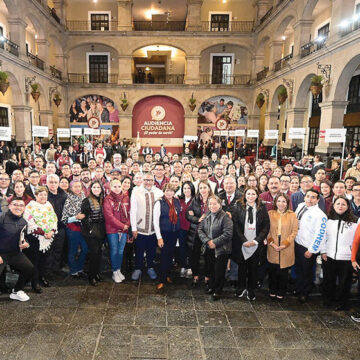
[1,137,360,323]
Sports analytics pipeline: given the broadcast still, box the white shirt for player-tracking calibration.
[153,201,162,240]
[242,204,258,260]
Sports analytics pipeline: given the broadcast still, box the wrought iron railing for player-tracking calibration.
[274,53,293,72]
[200,21,254,32]
[133,21,186,31]
[260,7,273,24]
[66,20,119,31]
[300,36,328,58]
[200,74,251,85]
[132,73,185,84]
[27,51,45,70]
[67,73,118,84]
[256,68,268,81]
[0,37,19,57]
[50,66,62,80]
[48,6,61,23]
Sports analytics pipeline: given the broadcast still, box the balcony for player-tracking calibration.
[68,73,118,84]
[27,51,45,71]
[66,20,119,31]
[200,21,254,32]
[50,66,62,80]
[48,6,61,24]
[200,74,251,85]
[133,21,186,31]
[274,53,293,72]
[0,37,19,57]
[260,7,273,24]
[340,20,360,37]
[256,68,268,81]
[300,37,328,58]
[132,73,184,84]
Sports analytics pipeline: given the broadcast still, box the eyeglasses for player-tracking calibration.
[281,180,290,183]
[144,179,154,182]
[0,178,9,181]
[11,203,25,207]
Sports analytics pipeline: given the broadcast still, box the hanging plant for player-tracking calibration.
[256,93,265,109]
[310,75,323,97]
[0,71,9,95]
[277,86,288,105]
[189,93,196,112]
[53,93,62,107]
[30,83,41,102]
[120,92,128,111]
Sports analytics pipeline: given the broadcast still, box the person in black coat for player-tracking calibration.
[232,186,270,301]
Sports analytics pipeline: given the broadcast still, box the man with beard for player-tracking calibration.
[260,176,282,211]
[71,163,82,182]
[81,169,92,197]
[112,153,122,170]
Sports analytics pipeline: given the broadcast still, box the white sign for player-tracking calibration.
[220,130,228,136]
[71,128,82,136]
[84,128,94,136]
[93,129,100,136]
[0,127,11,141]
[101,129,112,136]
[235,129,245,137]
[289,128,306,139]
[325,128,347,143]
[33,126,49,138]
[247,130,259,138]
[184,135,198,142]
[265,130,279,140]
[228,130,236,137]
[213,131,221,136]
[57,128,70,138]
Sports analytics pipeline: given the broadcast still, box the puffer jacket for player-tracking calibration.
[103,191,130,234]
[185,195,205,248]
[198,209,233,257]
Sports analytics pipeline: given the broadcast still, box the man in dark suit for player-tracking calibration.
[25,170,40,200]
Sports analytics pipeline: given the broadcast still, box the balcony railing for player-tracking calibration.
[133,73,184,84]
[27,51,45,71]
[200,21,254,32]
[133,21,186,31]
[48,6,61,24]
[200,74,251,85]
[340,20,360,37]
[260,7,273,24]
[68,73,118,84]
[274,53,293,72]
[300,37,328,58]
[256,68,268,81]
[66,20,119,31]
[50,66,62,80]
[0,37,19,57]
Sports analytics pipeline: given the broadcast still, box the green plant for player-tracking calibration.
[0,71,8,83]
[53,93,61,101]
[264,66,269,71]
[121,92,128,105]
[256,93,265,102]
[189,93,196,105]
[278,87,287,96]
[31,83,40,92]
[310,75,323,86]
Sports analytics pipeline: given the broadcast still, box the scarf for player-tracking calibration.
[61,192,85,223]
[165,197,178,225]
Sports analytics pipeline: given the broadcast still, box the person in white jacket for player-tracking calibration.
[321,195,360,310]
[295,189,328,303]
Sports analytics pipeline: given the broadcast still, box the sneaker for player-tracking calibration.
[350,313,360,323]
[147,268,157,280]
[131,269,142,281]
[180,268,186,278]
[117,270,125,281]
[235,289,247,298]
[185,269,192,279]
[247,290,256,301]
[9,290,30,302]
[112,271,122,284]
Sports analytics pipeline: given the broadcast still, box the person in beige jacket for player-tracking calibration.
[267,193,298,300]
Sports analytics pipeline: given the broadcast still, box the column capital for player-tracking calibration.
[117,55,132,60]
[117,0,133,6]
[8,18,27,27]
[293,19,313,29]
[12,105,32,112]
[265,111,279,117]
[187,0,203,5]
[319,100,349,110]
[269,40,283,48]
[39,110,53,115]
[185,55,201,60]
[286,108,307,115]
[36,39,50,46]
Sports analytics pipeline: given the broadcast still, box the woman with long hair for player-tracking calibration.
[290,176,300,193]
[320,180,333,215]
[232,186,270,300]
[7,180,32,206]
[186,180,214,287]
[267,193,298,300]
[81,181,106,286]
[258,174,269,193]
[321,196,359,309]
[103,177,132,284]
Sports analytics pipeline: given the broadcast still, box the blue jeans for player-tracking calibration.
[66,229,88,275]
[135,233,157,270]
[160,231,179,283]
[107,233,127,272]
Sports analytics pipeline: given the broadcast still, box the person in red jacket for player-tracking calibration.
[103,177,132,284]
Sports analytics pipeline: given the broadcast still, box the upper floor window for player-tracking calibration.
[317,23,329,49]
[0,107,9,127]
[89,54,108,83]
[210,14,230,32]
[91,13,109,31]
[347,74,360,113]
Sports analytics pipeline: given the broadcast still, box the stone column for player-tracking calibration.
[35,39,50,70]
[247,114,260,145]
[13,105,32,144]
[8,18,27,59]
[185,56,200,85]
[52,0,66,25]
[184,114,198,137]
[118,55,133,84]
[263,111,278,145]
[117,0,133,31]
[268,41,283,72]
[186,0,203,31]
[292,20,313,60]
[283,108,307,149]
[55,54,67,74]
[255,0,270,25]
[56,113,69,128]
[251,55,264,80]
[119,114,132,138]
[315,101,348,155]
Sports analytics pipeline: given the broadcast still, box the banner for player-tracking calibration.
[265,130,279,140]
[57,128,70,138]
[84,128,94,136]
[235,129,245,137]
[101,129,112,136]
[0,127,11,141]
[247,129,259,138]
[289,128,305,139]
[33,126,49,138]
[220,130,229,136]
[213,130,221,136]
[71,128,82,136]
[325,128,347,143]
[228,130,236,137]
[184,135,198,142]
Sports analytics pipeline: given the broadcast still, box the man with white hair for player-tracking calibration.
[112,153,122,170]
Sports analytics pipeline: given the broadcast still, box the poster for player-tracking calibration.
[0,127,11,141]
[289,128,305,139]
[57,128,70,138]
[33,126,49,138]
[325,128,346,143]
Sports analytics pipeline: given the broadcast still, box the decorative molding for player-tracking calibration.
[49,86,58,106]
[24,76,36,93]
[283,78,294,104]
[260,88,269,104]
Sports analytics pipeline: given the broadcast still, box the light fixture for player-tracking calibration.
[93,0,97,3]
[0,36,4,42]
[35,34,38,39]
[145,67,150,71]
[222,0,227,3]
[339,19,350,28]
[315,35,325,43]
[281,35,286,40]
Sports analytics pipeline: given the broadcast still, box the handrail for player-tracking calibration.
[0,36,19,57]
[68,73,118,84]
[27,51,45,70]
[200,74,251,85]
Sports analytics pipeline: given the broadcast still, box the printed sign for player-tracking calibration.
[57,128,70,138]
[265,130,279,140]
[235,129,245,137]
[325,128,347,143]
[0,127,11,141]
[33,126,49,138]
[71,128,82,136]
[289,128,306,139]
[247,130,259,138]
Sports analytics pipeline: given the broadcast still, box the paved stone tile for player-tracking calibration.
[194,296,225,311]
[221,296,253,311]
[199,327,237,348]
[266,328,306,349]
[71,308,106,326]
[197,310,228,327]
[135,308,167,326]
[166,296,194,310]
[286,311,325,329]
[137,295,166,309]
[104,308,136,325]
[204,347,242,360]
[225,310,261,328]
[166,309,198,327]
[240,348,280,360]
[316,311,358,329]
[256,311,293,328]
[233,327,272,348]
[108,294,137,308]
[94,345,131,360]
[130,334,167,359]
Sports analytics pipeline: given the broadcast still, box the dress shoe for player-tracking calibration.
[205,288,214,294]
[32,285,43,294]
[88,278,98,287]
[40,277,50,288]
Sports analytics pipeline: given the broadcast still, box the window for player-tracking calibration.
[347,74,360,113]
[355,4,360,30]
[89,55,108,83]
[317,23,329,49]
[345,126,360,149]
[0,107,9,127]
[210,14,230,31]
[211,55,232,84]
[308,127,319,156]
[311,92,322,117]
[91,13,109,30]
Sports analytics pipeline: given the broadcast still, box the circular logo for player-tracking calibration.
[216,119,228,130]
[151,106,166,121]
[88,116,101,129]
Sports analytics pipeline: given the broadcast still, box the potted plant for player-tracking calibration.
[278,86,288,105]
[120,92,128,111]
[53,93,62,107]
[310,75,323,96]
[30,83,40,102]
[189,93,196,112]
[256,93,265,109]
[0,71,9,95]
